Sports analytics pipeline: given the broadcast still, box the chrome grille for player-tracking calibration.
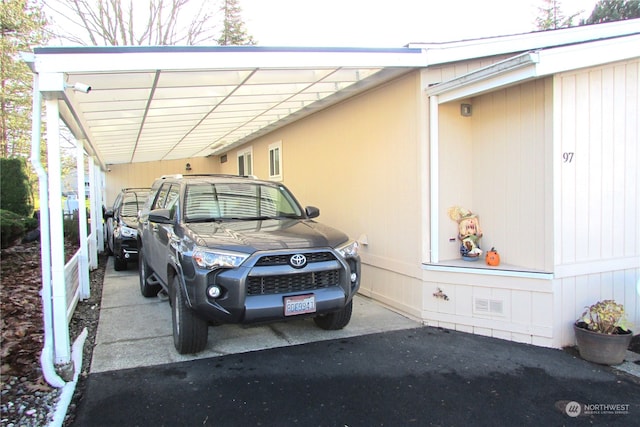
[255,251,336,266]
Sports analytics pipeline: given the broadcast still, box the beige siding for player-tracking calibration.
[556,59,639,266]
[105,157,219,205]
[554,59,640,341]
[219,72,427,313]
[421,270,554,346]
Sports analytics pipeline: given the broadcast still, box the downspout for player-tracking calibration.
[30,74,65,388]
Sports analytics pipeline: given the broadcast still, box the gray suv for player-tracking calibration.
[137,174,361,354]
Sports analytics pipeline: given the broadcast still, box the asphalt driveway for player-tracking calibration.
[72,326,640,426]
[71,260,640,426]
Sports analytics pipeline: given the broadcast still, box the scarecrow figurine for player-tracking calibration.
[448,206,483,260]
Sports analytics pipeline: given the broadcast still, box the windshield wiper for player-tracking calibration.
[187,217,221,223]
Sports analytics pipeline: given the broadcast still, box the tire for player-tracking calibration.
[104,239,113,256]
[313,299,353,330]
[139,247,160,297]
[170,275,208,354]
[114,255,127,271]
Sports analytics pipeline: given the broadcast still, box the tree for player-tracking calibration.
[43,0,221,45]
[0,0,48,159]
[0,157,33,216]
[582,0,640,24]
[535,0,582,30]
[217,0,255,46]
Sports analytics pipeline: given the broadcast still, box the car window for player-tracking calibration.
[184,183,302,221]
[152,183,171,210]
[165,186,180,219]
[121,191,148,216]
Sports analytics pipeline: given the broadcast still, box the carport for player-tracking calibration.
[24,45,428,387]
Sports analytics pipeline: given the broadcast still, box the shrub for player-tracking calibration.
[1,210,26,248]
[0,158,33,217]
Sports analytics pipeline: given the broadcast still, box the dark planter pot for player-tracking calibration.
[573,323,633,365]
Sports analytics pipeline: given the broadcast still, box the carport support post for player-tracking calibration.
[88,158,103,262]
[45,99,72,369]
[76,142,90,298]
[429,95,440,263]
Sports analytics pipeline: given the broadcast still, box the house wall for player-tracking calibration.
[553,59,640,344]
[218,71,427,318]
[104,157,219,205]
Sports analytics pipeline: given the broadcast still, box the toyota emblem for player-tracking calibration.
[289,254,307,269]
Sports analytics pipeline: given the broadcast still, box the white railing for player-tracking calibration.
[63,232,93,324]
[64,249,80,323]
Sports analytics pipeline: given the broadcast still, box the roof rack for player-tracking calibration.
[156,174,260,181]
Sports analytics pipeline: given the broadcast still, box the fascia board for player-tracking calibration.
[427,33,640,103]
[534,33,640,77]
[31,48,427,73]
[412,18,640,66]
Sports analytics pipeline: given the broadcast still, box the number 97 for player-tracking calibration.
[563,152,574,163]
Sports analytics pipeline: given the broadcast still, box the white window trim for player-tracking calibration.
[268,141,283,181]
[237,146,253,176]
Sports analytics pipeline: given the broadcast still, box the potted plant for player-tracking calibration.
[573,299,633,365]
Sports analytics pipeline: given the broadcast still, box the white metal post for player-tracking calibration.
[88,159,99,269]
[429,95,440,264]
[76,143,90,299]
[46,99,71,364]
[30,74,65,387]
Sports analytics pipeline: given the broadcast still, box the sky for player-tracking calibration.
[241,0,600,47]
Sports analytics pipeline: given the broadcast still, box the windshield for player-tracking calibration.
[184,183,303,222]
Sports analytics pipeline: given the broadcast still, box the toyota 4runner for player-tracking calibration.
[137,174,361,354]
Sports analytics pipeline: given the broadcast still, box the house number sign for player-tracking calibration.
[562,152,574,163]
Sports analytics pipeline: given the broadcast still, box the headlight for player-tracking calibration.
[337,240,359,258]
[192,247,248,270]
[120,225,137,238]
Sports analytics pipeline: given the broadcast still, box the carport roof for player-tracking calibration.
[27,45,427,168]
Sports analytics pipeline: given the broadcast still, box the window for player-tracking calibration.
[268,141,282,181]
[237,147,253,176]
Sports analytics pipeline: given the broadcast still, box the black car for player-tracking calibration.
[137,174,361,354]
[104,187,150,271]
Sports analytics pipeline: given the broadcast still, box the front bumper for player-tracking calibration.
[180,248,361,324]
[114,237,139,261]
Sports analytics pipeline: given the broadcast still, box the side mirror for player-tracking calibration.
[305,206,320,219]
[148,208,172,224]
[104,209,114,219]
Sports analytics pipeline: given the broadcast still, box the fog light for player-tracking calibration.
[350,273,357,283]
[207,285,221,298]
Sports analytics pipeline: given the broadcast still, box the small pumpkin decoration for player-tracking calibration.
[486,247,500,266]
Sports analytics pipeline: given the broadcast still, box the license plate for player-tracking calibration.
[284,294,316,316]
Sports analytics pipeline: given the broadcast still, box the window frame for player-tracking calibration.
[268,141,283,181]
[237,147,253,176]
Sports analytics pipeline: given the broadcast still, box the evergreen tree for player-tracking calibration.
[582,0,640,24]
[0,0,47,158]
[217,0,256,46]
[535,0,581,30]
